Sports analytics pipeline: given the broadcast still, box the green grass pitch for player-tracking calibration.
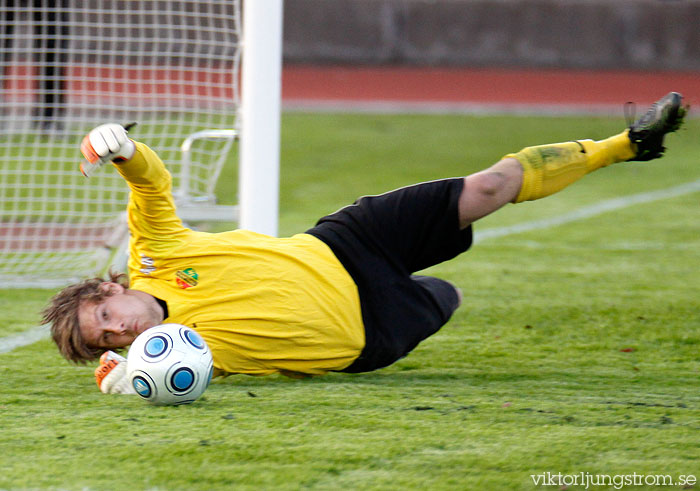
[1,112,699,490]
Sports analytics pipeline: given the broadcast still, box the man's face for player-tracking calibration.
[78,283,164,350]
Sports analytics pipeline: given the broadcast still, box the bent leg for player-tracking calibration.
[458,130,636,229]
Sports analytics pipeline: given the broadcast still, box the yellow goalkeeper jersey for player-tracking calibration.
[117,142,365,376]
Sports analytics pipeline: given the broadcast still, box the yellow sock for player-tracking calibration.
[508,130,636,203]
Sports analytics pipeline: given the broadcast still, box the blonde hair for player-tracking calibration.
[42,270,129,364]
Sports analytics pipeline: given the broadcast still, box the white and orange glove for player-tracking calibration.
[94,350,136,395]
[80,123,136,177]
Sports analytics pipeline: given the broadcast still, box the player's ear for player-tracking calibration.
[99,282,125,295]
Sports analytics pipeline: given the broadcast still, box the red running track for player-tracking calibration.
[4,63,698,113]
[282,65,700,114]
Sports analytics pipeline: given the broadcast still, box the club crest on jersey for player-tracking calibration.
[175,267,199,289]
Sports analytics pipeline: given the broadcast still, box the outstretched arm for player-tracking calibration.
[79,123,188,241]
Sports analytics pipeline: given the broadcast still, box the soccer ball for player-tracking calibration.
[127,323,214,406]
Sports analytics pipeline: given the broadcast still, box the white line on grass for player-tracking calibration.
[0,324,50,354]
[474,178,700,243]
[1,178,699,355]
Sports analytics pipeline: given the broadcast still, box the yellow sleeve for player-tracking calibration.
[114,141,188,242]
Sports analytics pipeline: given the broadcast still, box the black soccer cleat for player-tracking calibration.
[628,92,687,161]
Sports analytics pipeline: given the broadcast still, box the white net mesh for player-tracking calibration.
[0,0,241,287]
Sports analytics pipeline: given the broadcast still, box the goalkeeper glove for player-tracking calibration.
[94,350,136,395]
[80,123,136,177]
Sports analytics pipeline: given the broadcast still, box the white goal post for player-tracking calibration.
[0,0,282,288]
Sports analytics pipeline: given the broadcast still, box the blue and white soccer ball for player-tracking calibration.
[127,323,214,406]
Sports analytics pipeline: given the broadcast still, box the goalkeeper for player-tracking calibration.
[43,92,686,393]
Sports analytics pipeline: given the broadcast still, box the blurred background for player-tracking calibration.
[280,0,700,112]
[283,0,700,70]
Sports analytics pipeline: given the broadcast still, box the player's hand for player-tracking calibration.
[80,123,136,177]
[94,350,136,395]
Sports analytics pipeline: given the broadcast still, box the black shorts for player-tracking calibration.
[306,177,472,373]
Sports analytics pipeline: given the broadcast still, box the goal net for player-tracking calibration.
[0,0,242,288]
